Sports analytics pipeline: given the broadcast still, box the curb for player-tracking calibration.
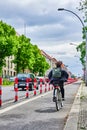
[63,83,82,130]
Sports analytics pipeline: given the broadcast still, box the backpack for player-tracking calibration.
[52,68,62,78]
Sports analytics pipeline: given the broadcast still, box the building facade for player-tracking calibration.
[2,50,70,78]
[2,56,16,78]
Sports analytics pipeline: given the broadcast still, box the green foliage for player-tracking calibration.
[78,0,87,22]
[13,34,34,73]
[3,78,13,85]
[0,21,50,76]
[30,45,50,76]
[76,41,86,66]
[0,20,16,75]
[71,74,76,78]
[77,1,87,68]
[13,35,50,75]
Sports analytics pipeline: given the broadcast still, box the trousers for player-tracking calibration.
[53,81,64,98]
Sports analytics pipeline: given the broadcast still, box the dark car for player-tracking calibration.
[15,73,38,91]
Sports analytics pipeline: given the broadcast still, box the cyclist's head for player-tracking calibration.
[56,61,63,68]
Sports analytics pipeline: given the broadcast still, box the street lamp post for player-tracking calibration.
[58,8,87,86]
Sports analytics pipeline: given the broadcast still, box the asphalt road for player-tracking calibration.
[0,81,80,130]
[2,84,49,102]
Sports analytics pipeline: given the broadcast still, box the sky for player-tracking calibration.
[0,0,84,77]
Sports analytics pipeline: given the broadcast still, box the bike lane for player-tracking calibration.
[0,81,81,130]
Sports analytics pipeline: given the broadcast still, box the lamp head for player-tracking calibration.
[58,8,64,11]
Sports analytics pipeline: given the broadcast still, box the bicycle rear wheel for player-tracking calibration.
[55,88,63,111]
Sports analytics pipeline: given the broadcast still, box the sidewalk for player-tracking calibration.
[77,83,87,130]
[63,81,87,130]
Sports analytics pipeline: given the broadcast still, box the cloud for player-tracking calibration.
[0,0,83,76]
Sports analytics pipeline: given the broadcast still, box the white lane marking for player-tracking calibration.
[0,91,52,114]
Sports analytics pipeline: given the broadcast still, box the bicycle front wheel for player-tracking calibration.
[55,88,63,111]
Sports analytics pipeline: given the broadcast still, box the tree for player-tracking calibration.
[13,35,50,75]
[78,0,87,22]
[31,45,50,75]
[77,41,86,66]
[13,35,35,73]
[0,21,50,76]
[0,20,16,75]
[38,56,50,76]
[77,0,87,68]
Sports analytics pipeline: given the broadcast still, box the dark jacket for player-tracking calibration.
[48,67,69,84]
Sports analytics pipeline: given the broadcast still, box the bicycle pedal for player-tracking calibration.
[61,103,63,107]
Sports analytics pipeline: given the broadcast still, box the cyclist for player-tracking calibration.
[48,61,69,101]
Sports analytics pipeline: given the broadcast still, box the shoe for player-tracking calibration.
[53,97,56,102]
[62,98,65,101]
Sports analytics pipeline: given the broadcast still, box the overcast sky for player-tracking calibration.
[0,0,84,76]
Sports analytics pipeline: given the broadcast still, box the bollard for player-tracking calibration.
[14,77,18,102]
[34,78,37,96]
[0,77,2,107]
[26,78,29,98]
[40,79,43,94]
[48,82,50,91]
[44,81,47,92]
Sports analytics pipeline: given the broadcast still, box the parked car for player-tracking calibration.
[14,73,39,91]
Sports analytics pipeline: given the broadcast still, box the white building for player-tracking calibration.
[2,56,16,78]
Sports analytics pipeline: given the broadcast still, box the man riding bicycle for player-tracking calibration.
[48,61,69,102]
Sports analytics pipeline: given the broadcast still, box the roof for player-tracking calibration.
[41,50,53,60]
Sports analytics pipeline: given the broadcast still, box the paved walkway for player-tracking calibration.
[77,83,87,130]
[63,81,87,130]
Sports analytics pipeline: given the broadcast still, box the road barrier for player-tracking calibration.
[0,77,2,107]
[14,78,18,102]
[48,82,50,91]
[26,78,29,98]
[40,79,43,94]
[44,81,47,92]
[2,77,78,106]
[34,78,37,95]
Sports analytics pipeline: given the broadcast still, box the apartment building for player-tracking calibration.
[2,56,16,78]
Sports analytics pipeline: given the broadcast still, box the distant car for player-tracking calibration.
[36,76,45,85]
[9,76,16,82]
[14,73,39,91]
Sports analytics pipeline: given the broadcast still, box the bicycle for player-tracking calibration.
[53,84,63,111]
